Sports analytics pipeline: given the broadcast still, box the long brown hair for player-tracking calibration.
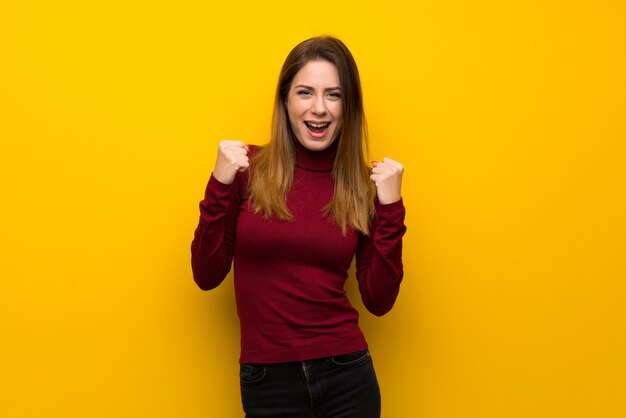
[249,36,375,235]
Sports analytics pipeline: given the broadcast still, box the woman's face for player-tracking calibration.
[285,60,343,152]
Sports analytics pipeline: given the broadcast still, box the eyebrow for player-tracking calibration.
[294,84,341,91]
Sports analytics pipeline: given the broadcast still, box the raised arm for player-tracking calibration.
[190,141,249,290]
[356,157,407,315]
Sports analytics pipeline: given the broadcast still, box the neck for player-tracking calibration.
[293,137,338,172]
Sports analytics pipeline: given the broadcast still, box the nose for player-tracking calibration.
[310,95,327,115]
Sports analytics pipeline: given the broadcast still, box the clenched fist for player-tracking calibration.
[213,140,250,185]
[370,157,404,205]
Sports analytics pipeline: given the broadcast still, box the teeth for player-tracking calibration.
[306,122,329,128]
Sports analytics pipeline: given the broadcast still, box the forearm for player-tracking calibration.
[191,174,239,290]
[356,199,407,316]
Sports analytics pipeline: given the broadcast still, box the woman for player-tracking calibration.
[191,36,406,417]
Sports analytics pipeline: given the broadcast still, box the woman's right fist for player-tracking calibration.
[213,140,249,185]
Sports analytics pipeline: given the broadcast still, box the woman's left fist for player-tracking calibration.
[370,157,404,204]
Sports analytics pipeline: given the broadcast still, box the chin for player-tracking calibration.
[299,137,336,152]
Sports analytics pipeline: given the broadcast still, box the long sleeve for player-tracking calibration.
[355,198,407,316]
[190,173,243,290]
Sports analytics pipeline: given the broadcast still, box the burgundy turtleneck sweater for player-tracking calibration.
[191,140,406,364]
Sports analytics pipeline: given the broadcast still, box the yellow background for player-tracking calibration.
[1,1,625,417]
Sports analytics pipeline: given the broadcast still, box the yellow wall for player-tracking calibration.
[1,1,625,417]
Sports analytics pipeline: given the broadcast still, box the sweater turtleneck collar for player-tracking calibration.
[293,137,338,172]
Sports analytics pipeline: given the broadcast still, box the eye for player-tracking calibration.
[328,91,342,99]
[296,89,312,96]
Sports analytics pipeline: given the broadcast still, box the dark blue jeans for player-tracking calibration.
[240,350,381,418]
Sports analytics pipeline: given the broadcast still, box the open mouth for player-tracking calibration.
[304,121,330,135]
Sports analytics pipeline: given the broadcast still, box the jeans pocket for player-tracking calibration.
[239,363,267,386]
[330,350,371,367]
